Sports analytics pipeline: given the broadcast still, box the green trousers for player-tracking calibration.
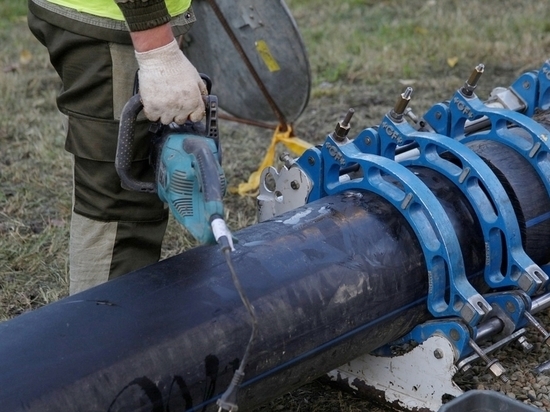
[28,11,169,294]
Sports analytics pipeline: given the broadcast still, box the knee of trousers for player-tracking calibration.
[69,212,169,295]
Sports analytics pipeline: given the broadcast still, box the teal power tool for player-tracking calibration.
[115,86,234,251]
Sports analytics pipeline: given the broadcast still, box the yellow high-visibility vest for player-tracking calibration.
[45,0,191,21]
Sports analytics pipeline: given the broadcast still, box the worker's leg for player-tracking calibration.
[28,12,168,295]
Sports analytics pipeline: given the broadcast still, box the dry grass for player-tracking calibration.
[2,0,550,410]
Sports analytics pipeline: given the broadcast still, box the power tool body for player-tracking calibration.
[115,90,232,248]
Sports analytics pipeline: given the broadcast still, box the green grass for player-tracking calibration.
[0,0,27,27]
[288,0,550,85]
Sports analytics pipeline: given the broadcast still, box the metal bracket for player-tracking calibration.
[537,60,550,110]
[257,165,313,222]
[508,59,550,113]
[329,335,463,412]
[373,319,472,361]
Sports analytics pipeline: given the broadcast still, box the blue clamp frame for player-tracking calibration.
[511,59,550,113]
[372,113,547,295]
[298,136,491,326]
[424,85,550,200]
[375,291,530,361]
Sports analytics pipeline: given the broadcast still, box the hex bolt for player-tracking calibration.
[279,152,295,169]
[332,108,355,142]
[468,338,508,382]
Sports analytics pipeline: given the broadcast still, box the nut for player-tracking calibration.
[488,360,507,382]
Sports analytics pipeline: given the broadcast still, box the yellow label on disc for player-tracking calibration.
[255,40,281,72]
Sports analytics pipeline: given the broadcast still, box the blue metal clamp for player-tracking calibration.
[425,86,550,200]
[304,135,491,325]
[374,113,547,295]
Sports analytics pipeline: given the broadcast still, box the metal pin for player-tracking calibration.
[390,87,413,120]
[524,311,550,346]
[462,64,485,97]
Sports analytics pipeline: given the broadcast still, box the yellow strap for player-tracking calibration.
[230,125,312,196]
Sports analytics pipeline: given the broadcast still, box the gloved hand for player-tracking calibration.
[135,39,207,124]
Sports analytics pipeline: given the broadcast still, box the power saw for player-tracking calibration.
[115,81,233,250]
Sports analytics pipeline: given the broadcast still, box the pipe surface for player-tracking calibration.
[0,187,483,412]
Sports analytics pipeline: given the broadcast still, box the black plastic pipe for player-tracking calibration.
[0,183,485,412]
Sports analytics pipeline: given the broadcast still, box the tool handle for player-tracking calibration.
[184,137,225,204]
[115,94,157,193]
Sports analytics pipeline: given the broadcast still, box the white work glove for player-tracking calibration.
[135,39,207,124]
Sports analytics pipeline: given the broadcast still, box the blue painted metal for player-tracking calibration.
[509,71,538,116]
[298,134,491,325]
[375,291,531,361]
[383,319,472,359]
[376,111,547,295]
[537,60,550,111]
[509,62,550,115]
[424,80,550,198]
[296,62,550,355]
[483,292,531,333]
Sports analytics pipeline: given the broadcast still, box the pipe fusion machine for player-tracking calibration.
[3,62,550,411]
[258,62,550,410]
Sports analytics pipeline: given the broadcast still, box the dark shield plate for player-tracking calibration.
[182,0,311,125]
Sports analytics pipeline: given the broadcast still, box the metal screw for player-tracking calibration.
[435,111,442,120]
[506,301,516,313]
[308,156,315,166]
[523,81,531,90]
[279,153,295,168]
[390,87,413,120]
[524,311,550,346]
[462,64,485,97]
[433,349,444,359]
[450,328,461,341]
[469,339,508,382]
[364,137,371,145]
[290,181,300,190]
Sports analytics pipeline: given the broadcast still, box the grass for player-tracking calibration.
[289,0,550,87]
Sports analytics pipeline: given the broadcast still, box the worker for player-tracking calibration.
[27,0,207,294]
